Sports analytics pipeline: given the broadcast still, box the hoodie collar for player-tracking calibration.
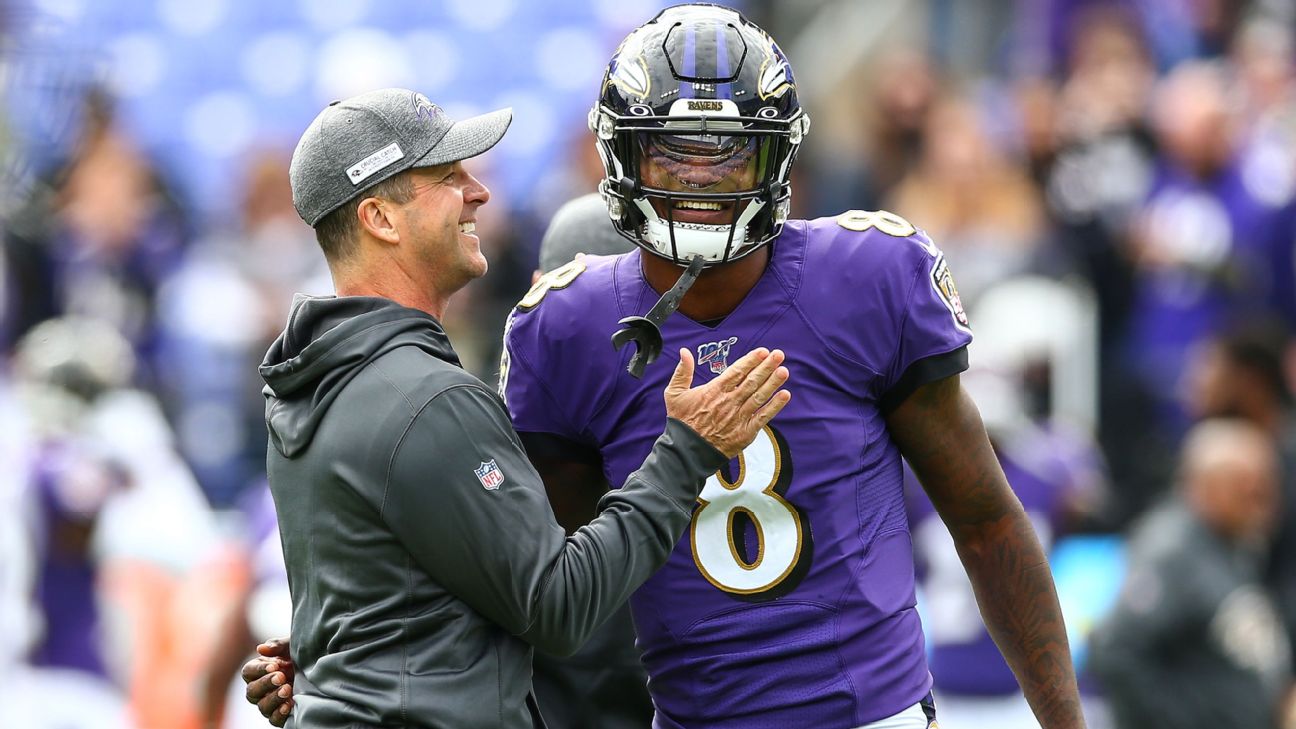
[260,294,460,456]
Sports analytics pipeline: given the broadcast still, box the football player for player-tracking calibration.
[245,5,1086,728]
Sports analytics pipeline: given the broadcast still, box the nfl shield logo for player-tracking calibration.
[474,460,505,491]
[697,337,739,375]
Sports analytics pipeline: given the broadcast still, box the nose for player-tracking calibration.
[671,163,728,189]
[463,169,491,207]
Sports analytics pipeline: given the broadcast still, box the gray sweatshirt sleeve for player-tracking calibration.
[380,383,725,656]
[1087,554,1222,723]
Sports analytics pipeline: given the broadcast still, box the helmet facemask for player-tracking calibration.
[593,103,807,266]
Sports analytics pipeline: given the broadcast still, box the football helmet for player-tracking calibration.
[590,3,810,266]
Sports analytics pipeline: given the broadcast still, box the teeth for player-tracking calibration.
[458,222,475,234]
[676,201,723,211]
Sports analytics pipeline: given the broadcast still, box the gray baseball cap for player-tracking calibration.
[289,88,512,226]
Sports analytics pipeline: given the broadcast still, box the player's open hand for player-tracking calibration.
[664,347,791,458]
[242,637,295,726]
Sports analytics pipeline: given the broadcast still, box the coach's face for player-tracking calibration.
[398,162,492,293]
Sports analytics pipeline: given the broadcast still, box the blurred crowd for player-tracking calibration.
[6,0,1296,727]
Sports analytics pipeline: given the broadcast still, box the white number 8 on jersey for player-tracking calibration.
[691,425,811,597]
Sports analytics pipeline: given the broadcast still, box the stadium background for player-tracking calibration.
[0,0,1292,726]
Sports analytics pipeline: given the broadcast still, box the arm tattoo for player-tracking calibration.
[887,375,1087,729]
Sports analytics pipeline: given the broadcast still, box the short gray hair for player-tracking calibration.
[313,172,416,262]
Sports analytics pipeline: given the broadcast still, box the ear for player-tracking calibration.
[356,196,401,245]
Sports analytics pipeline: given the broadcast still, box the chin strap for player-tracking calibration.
[611,254,706,378]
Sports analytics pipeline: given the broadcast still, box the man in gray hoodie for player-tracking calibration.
[255,88,792,728]
[1089,419,1290,727]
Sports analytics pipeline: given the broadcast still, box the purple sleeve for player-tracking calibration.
[499,311,581,439]
[497,257,626,444]
[879,239,973,400]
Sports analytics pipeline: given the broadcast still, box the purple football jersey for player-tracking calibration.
[502,214,972,728]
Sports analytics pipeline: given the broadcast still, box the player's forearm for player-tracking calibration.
[888,375,1086,726]
[952,508,1086,729]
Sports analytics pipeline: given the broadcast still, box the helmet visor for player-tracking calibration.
[637,132,773,194]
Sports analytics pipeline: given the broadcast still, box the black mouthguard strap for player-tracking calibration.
[611,253,706,378]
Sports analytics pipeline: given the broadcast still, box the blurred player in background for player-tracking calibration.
[247,5,1086,728]
[534,192,634,279]
[1088,419,1291,728]
[0,318,134,729]
[1182,320,1296,666]
[7,317,227,729]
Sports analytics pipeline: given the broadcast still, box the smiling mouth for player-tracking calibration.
[677,200,722,211]
[458,222,476,234]
[655,198,739,225]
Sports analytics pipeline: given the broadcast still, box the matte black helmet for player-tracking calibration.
[590,3,810,266]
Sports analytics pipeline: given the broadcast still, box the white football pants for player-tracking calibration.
[851,702,934,729]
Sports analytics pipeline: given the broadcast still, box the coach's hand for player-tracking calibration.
[664,347,791,458]
[242,637,295,726]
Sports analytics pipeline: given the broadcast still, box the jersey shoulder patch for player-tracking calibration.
[929,254,969,330]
